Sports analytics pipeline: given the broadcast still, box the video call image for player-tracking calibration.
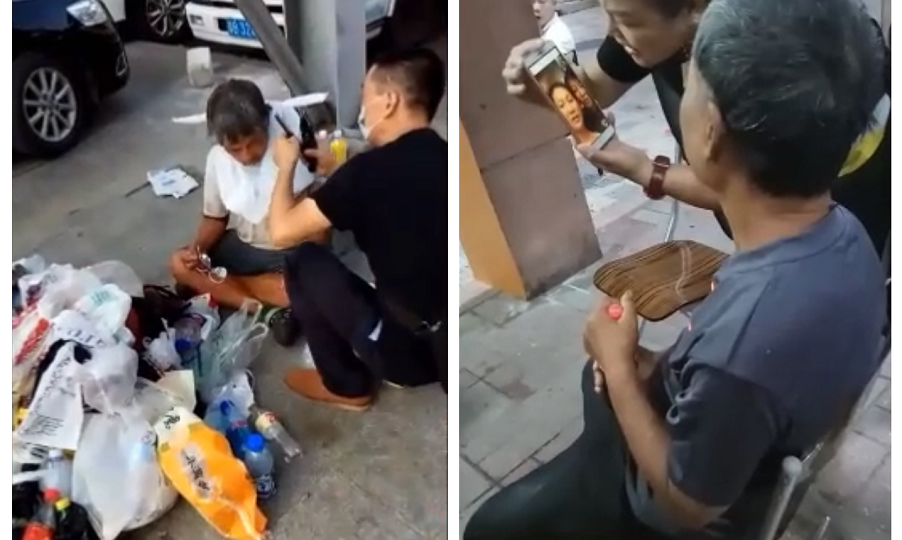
[531,48,608,145]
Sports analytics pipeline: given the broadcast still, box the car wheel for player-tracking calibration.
[131,0,190,43]
[12,52,90,158]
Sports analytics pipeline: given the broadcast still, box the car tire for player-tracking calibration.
[129,0,191,44]
[12,52,91,158]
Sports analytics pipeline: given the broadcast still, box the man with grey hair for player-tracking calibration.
[466,0,887,538]
[169,79,317,345]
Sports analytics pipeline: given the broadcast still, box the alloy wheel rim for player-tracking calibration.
[22,67,78,143]
[146,0,186,37]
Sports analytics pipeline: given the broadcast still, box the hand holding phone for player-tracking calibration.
[274,112,318,173]
[272,114,301,170]
[298,113,319,173]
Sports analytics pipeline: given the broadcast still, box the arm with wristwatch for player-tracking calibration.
[579,138,721,210]
[504,37,721,211]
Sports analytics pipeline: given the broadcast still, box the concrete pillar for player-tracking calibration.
[459,0,601,299]
[284,0,366,128]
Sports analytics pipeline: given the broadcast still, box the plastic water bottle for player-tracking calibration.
[172,315,204,369]
[39,449,72,499]
[242,434,277,500]
[205,400,253,458]
[249,405,303,462]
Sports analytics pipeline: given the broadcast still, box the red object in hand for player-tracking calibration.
[607,303,623,320]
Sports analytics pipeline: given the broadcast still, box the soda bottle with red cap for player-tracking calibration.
[22,488,59,540]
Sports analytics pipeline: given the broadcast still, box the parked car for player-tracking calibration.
[184,0,395,50]
[13,0,131,157]
[101,0,191,43]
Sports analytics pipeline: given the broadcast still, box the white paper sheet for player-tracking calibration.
[16,342,85,450]
[147,167,200,199]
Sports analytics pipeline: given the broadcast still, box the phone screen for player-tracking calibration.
[526,43,614,150]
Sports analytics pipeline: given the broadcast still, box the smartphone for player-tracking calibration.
[525,41,615,150]
[298,112,319,173]
[274,112,318,173]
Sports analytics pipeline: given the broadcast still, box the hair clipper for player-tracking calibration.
[274,112,318,173]
[298,112,318,173]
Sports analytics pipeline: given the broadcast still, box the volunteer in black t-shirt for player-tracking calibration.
[502,0,890,253]
[266,48,448,411]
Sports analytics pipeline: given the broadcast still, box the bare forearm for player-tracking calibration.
[268,165,298,240]
[630,160,721,211]
[195,217,227,252]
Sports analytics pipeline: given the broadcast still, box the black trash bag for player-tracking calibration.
[56,500,97,540]
[12,466,41,522]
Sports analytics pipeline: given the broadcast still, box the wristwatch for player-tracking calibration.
[644,155,671,200]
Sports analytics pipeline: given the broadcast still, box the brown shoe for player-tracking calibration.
[283,368,372,412]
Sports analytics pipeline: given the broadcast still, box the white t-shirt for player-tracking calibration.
[203,104,315,249]
[542,14,576,57]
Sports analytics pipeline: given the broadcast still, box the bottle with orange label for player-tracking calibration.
[249,405,302,462]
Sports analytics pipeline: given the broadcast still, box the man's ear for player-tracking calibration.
[384,90,401,117]
[704,101,725,163]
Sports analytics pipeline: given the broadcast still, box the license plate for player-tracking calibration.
[224,18,256,39]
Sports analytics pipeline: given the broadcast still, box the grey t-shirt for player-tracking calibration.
[628,204,886,538]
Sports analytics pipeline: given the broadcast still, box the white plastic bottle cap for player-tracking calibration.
[333,129,343,138]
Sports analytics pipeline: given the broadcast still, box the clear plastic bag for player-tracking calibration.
[71,409,160,540]
[195,300,269,401]
[79,342,140,414]
[72,384,183,539]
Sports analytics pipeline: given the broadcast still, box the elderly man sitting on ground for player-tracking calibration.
[169,79,323,345]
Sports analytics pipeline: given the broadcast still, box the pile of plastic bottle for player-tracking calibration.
[204,400,303,500]
[15,451,94,540]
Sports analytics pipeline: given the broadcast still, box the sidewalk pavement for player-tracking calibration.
[459,198,891,539]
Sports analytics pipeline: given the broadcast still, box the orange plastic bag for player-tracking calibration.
[155,406,267,540]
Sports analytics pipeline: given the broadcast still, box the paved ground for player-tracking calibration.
[459,6,891,540]
[14,42,447,540]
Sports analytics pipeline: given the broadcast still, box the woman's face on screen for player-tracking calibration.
[552,85,584,130]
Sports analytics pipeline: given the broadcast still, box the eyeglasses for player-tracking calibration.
[196,248,228,284]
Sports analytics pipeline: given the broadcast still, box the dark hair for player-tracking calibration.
[205,79,270,144]
[693,0,885,198]
[371,48,446,121]
[547,82,574,102]
[641,0,702,18]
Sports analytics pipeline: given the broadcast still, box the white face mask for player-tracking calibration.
[358,100,387,141]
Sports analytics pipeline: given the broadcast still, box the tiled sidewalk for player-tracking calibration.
[459,200,891,539]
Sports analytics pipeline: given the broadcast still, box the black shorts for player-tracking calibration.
[207,230,293,276]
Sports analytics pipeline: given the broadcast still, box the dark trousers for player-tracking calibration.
[464,360,654,540]
[464,362,777,540]
[283,243,439,397]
